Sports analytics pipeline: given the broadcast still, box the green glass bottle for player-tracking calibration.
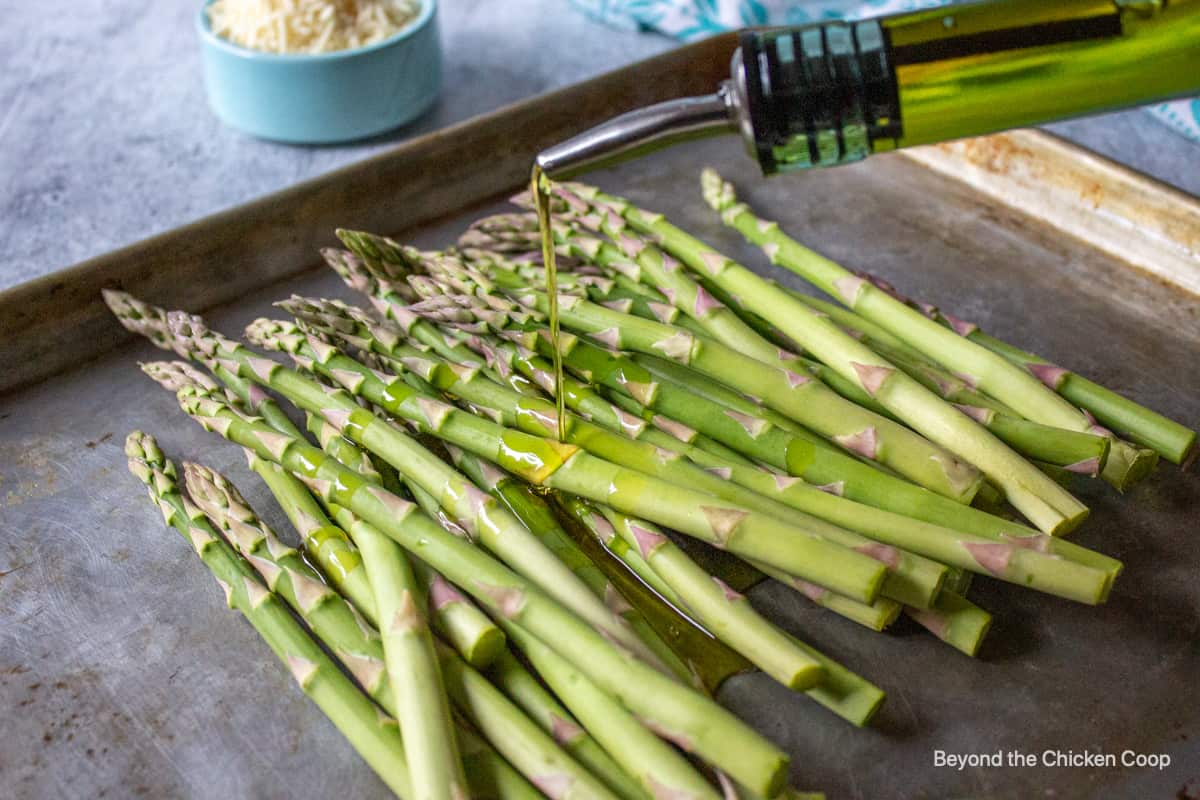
[735,0,1200,173]
[536,0,1200,178]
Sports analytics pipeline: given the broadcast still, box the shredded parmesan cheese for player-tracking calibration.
[208,0,422,54]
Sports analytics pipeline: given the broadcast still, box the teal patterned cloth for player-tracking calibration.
[571,0,1200,143]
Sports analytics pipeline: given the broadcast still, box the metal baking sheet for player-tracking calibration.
[2,41,1198,800]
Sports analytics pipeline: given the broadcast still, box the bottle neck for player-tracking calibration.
[735,0,1200,175]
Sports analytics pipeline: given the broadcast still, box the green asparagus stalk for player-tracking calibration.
[137,429,541,799]
[564,498,692,611]
[439,304,1111,609]
[559,498,886,727]
[429,264,984,507]
[579,500,830,691]
[324,247,488,369]
[321,505,620,800]
[333,231,425,287]
[247,315,887,604]
[104,292,304,432]
[748,558,901,632]
[165,383,791,796]
[904,592,993,658]
[798,338,1110,474]
[143,371,626,800]
[563,182,1089,535]
[502,622,721,800]
[243,449,381,625]
[178,460,385,684]
[458,217,547,257]
[783,291,1120,474]
[348,501,468,800]
[551,187,930,436]
[124,432,414,799]
[808,282,1163,482]
[483,648,651,800]
[933,313,1195,466]
[435,647,628,800]
[465,250,689,332]
[589,350,1117,572]
[465,238,1113,475]
[698,169,1159,491]
[549,196,803,373]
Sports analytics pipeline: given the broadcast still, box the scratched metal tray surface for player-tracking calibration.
[2,40,1199,800]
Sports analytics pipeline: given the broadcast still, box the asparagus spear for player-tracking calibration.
[182,461,466,800]
[931,311,1195,466]
[593,349,1118,569]
[472,246,1114,477]
[904,591,993,658]
[340,237,964,491]
[572,499,830,691]
[420,260,985,507]
[344,496,468,800]
[561,498,886,727]
[124,432,414,799]
[163,382,791,796]
[324,247,488,369]
[699,169,1160,491]
[748,559,901,633]
[783,288,1138,479]
[404,321,946,612]
[138,363,380,622]
[142,372,631,800]
[307,503,621,800]
[304,393,511,671]
[485,649,651,800]
[559,182,1089,535]
[466,233,1115,476]
[500,623,722,800]
[565,498,692,611]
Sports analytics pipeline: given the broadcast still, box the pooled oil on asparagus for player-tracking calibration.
[531,165,567,441]
[545,492,755,694]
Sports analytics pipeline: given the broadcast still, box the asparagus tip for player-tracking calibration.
[700,167,736,212]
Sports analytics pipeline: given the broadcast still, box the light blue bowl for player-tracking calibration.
[197,0,441,143]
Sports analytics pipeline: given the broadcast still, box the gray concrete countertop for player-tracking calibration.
[1,0,1197,291]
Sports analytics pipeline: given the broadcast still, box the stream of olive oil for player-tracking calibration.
[529,166,757,689]
[531,165,567,441]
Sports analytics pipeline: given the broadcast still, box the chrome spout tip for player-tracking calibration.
[534,91,737,180]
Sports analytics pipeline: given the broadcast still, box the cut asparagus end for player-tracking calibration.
[1100,440,1159,493]
[906,591,992,657]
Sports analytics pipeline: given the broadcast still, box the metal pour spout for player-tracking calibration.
[535,87,739,180]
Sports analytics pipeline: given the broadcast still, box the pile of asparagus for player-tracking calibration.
[109,169,1194,800]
